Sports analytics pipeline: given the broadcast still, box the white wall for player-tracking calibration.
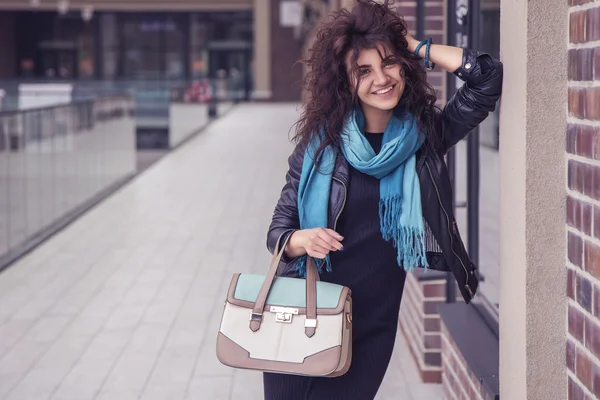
[168,103,209,148]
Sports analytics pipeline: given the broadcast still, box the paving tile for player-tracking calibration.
[230,370,264,400]
[185,376,232,400]
[0,104,448,400]
[51,360,115,400]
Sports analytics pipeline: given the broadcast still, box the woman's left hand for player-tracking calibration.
[404,31,418,53]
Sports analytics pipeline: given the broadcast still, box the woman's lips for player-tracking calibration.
[372,84,396,96]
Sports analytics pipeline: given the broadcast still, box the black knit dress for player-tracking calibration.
[263,132,408,400]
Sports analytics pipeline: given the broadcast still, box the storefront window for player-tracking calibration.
[101,13,118,79]
[16,11,97,79]
[15,9,254,100]
[119,14,186,80]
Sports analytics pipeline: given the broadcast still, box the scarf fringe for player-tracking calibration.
[295,255,332,278]
[379,196,428,272]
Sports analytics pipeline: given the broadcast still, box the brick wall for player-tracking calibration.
[441,321,495,400]
[567,0,600,398]
[399,272,460,383]
[395,0,447,103]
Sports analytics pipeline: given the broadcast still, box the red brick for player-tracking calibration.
[585,241,600,278]
[423,300,443,315]
[425,20,444,31]
[578,274,593,312]
[569,268,577,300]
[594,127,600,160]
[594,206,600,240]
[577,347,593,391]
[570,88,585,119]
[571,11,587,43]
[424,317,441,332]
[569,231,584,268]
[582,201,592,236]
[424,351,441,367]
[595,48,600,80]
[568,124,579,154]
[568,160,580,192]
[570,49,594,81]
[594,166,600,201]
[567,196,582,229]
[424,334,441,349]
[568,339,577,372]
[396,5,415,18]
[423,283,445,297]
[594,285,600,317]
[570,375,586,400]
[425,4,443,17]
[586,7,600,42]
[584,315,600,358]
[579,125,595,158]
[583,163,597,199]
[592,362,600,398]
[569,161,597,199]
[585,88,600,120]
[569,304,585,342]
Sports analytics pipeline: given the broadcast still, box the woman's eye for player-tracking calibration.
[359,69,370,76]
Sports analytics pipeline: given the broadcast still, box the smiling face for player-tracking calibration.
[347,46,405,119]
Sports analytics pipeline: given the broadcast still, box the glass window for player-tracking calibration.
[476,0,500,310]
[101,13,118,79]
[123,49,161,79]
[119,14,186,79]
[77,22,95,78]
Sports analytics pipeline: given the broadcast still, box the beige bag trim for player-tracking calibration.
[216,332,343,376]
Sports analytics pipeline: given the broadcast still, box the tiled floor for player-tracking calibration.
[0,103,444,399]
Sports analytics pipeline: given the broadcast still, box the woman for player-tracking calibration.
[265,1,503,399]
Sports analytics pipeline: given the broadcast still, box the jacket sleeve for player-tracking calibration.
[266,139,307,260]
[440,48,503,154]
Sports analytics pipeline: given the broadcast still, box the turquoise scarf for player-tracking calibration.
[296,109,429,276]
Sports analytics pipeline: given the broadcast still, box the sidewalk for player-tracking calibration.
[0,103,443,400]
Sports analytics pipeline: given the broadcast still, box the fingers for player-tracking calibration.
[304,228,344,259]
[313,236,337,252]
[318,229,344,250]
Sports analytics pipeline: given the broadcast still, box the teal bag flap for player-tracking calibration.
[233,274,344,309]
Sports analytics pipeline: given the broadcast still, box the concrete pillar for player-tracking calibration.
[253,0,272,99]
[499,0,567,398]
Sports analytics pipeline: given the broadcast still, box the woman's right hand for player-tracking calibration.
[285,228,344,259]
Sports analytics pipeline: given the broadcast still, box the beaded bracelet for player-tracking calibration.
[413,37,436,71]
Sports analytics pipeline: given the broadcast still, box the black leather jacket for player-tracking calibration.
[267,48,503,304]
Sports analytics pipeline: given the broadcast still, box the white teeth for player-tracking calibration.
[374,86,393,95]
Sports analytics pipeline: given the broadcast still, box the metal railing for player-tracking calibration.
[0,94,136,271]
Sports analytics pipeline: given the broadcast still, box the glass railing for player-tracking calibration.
[0,94,136,270]
[0,78,250,131]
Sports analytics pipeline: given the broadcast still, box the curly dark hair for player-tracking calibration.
[293,0,441,163]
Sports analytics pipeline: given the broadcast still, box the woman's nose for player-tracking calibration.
[373,69,390,86]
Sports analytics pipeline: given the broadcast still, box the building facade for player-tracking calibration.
[0,0,305,102]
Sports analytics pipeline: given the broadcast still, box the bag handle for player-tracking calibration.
[250,232,319,338]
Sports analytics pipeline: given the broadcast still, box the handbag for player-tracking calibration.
[216,234,353,377]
